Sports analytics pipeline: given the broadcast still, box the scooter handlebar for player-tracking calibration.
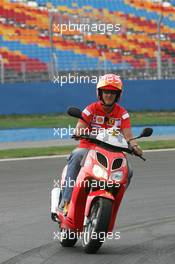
[71,135,146,161]
[134,153,146,161]
[128,144,146,161]
[71,134,90,140]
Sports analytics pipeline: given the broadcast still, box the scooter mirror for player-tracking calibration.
[140,127,153,138]
[67,107,83,119]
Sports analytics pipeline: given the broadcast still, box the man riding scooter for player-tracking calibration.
[59,73,143,214]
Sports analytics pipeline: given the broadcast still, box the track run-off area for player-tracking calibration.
[0,149,175,264]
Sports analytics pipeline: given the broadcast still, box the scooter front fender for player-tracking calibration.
[84,189,115,217]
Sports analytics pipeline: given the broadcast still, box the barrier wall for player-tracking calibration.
[0,80,174,114]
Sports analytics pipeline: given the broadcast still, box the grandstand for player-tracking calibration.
[0,0,175,83]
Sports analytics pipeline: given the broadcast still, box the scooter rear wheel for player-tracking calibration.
[82,197,112,254]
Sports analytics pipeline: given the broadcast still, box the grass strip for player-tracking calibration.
[0,112,175,128]
[0,140,174,159]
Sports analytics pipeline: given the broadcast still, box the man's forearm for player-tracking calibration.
[75,122,89,136]
[122,128,143,155]
[122,128,137,145]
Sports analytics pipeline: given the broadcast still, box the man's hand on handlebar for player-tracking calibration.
[132,144,143,156]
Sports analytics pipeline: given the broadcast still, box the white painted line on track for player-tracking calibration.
[0,154,68,162]
[0,148,175,162]
[144,148,175,153]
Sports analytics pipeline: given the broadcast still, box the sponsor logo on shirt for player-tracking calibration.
[115,119,121,127]
[91,124,101,128]
[83,108,91,116]
[92,115,105,124]
[122,113,129,120]
[105,117,121,127]
[106,117,116,126]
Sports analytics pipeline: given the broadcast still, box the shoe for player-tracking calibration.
[63,202,70,215]
[58,199,70,215]
[58,199,66,211]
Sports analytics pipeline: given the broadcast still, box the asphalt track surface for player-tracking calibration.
[0,150,175,264]
[0,135,175,150]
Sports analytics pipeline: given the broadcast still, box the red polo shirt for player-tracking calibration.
[78,101,131,148]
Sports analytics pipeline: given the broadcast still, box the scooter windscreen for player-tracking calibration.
[96,127,128,149]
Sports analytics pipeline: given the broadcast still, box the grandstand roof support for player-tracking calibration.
[157,13,163,79]
[0,55,4,84]
[157,0,171,79]
[102,52,107,74]
[48,9,58,79]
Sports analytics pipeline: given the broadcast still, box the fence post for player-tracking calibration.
[21,61,26,82]
[0,55,5,84]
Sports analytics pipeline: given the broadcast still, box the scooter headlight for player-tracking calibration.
[93,164,108,180]
[111,171,123,181]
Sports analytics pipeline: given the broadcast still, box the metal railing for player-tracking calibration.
[1,58,175,84]
[0,60,50,83]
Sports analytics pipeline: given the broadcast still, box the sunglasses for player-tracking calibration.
[102,90,117,95]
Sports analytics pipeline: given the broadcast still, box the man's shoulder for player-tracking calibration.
[84,101,100,111]
[115,103,128,113]
[115,104,130,120]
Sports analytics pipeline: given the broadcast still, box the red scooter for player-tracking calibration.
[51,107,153,253]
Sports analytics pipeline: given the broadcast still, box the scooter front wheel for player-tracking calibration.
[59,229,78,247]
[82,197,112,254]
